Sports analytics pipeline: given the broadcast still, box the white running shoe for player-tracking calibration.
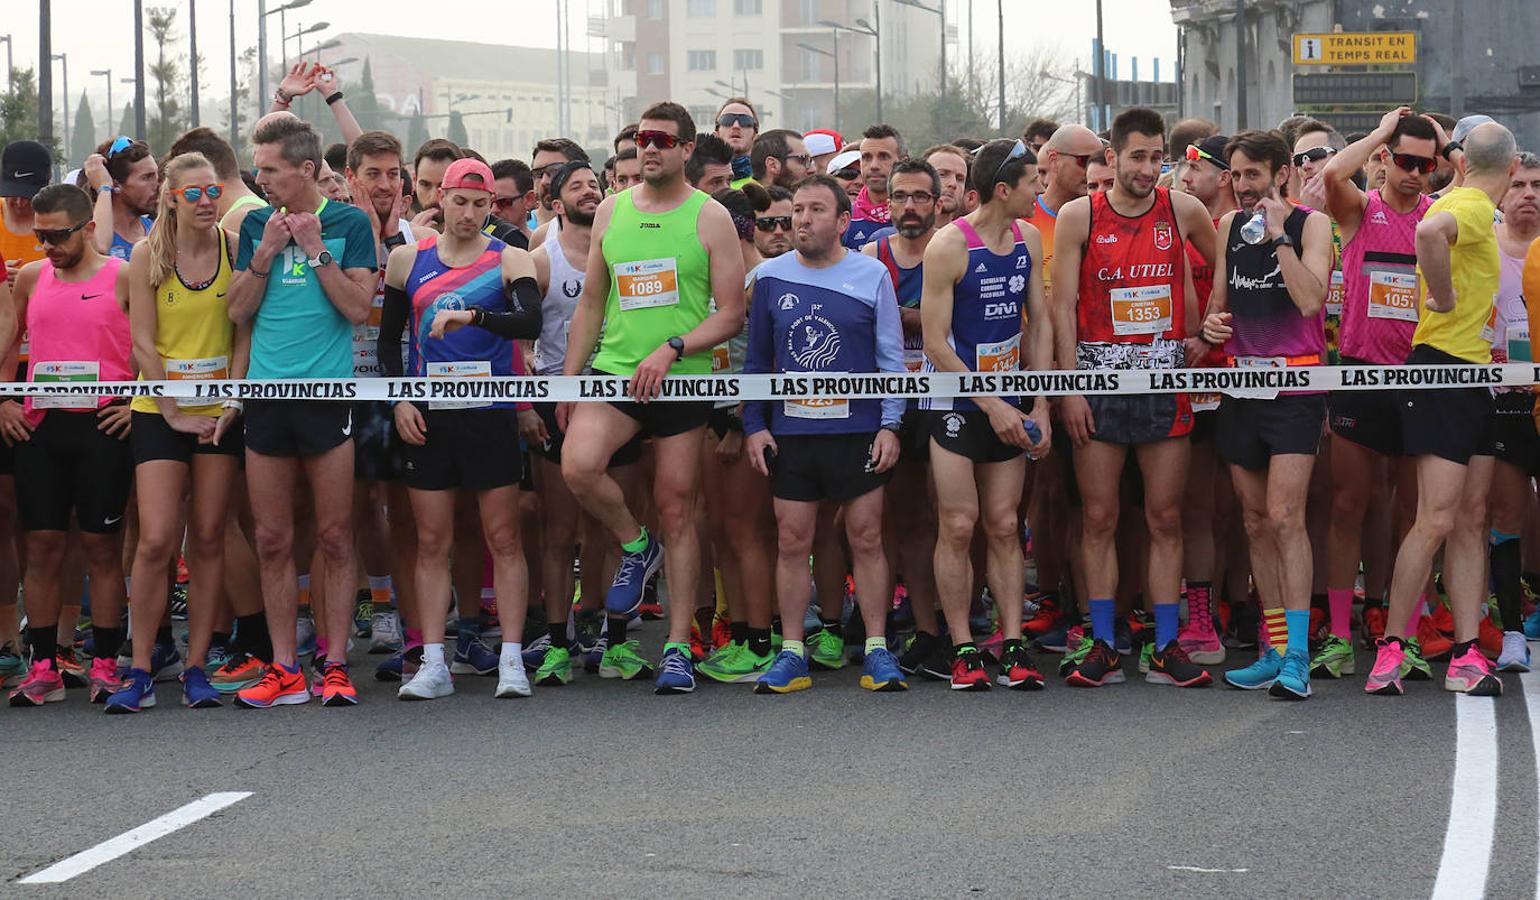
[1498,631,1532,672]
[369,610,403,654]
[494,655,532,698]
[397,660,454,700]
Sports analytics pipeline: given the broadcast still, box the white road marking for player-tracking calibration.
[18,792,251,884]
[1167,865,1249,874]
[1431,695,1497,900]
[1522,673,1540,900]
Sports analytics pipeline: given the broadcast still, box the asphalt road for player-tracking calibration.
[2,629,1538,899]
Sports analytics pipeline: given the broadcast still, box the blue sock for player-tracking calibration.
[1089,599,1116,644]
[1284,609,1310,658]
[1154,602,1179,649]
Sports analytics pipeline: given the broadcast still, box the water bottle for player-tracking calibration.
[1024,417,1044,460]
[1240,209,1268,245]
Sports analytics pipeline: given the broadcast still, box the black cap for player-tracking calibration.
[1193,135,1231,170]
[1,141,51,198]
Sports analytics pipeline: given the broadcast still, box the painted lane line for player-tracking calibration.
[1167,865,1250,874]
[1431,695,1496,900]
[19,791,252,884]
[1522,673,1540,900]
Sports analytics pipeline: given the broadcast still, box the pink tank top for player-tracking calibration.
[25,257,132,422]
[1338,190,1434,364]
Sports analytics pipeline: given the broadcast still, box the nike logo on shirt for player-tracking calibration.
[81,293,101,300]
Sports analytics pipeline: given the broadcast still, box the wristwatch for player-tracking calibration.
[880,422,902,435]
[383,231,408,250]
[667,336,686,360]
[1441,140,1463,161]
[274,87,293,105]
[1270,233,1295,252]
[306,250,334,269]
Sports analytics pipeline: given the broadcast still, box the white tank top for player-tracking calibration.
[535,223,585,376]
[354,217,417,376]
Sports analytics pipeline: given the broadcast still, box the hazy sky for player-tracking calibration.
[5,0,1178,109]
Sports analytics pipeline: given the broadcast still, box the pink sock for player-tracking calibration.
[315,636,329,658]
[1327,588,1353,640]
[404,628,424,650]
[1406,595,1427,633]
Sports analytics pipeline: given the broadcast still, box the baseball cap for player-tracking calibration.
[827,149,861,176]
[1192,135,1231,169]
[1,140,52,199]
[804,129,841,157]
[440,157,496,194]
[1451,114,1496,143]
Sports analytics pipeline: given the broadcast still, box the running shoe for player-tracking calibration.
[369,610,403,654]
[1058,634,1094,677]
[296,611,317,659]
[979,626,1005,661]
[520,634,552,670]
[535,645,573,686]
[1064,639,1123,687]
[1177,609,1226,665]
[451,634,500,676]
[689,622,707,663]
[150,640,184,682]
[605,535,663,617]
[1114,618,1133,656]
[860,647,908,692]
[1269,649,1311,700]
[1138,642,1153,675]
[598,640,653,680]
[1430,602,1455,637]
[353,590,373,639]
[638,574,663,621]
[1148,641,1213,688]
[654,646,695,695]
[699,643,773,684]
[181,666,222,708]
[210,651,265,693]
[1524,608,1540,640]
[105,668,155,714]
[1224,647,1283,691]
[234,663,309,708]
[8,659,65,706]
[318,663,357,706]
[1024,594,1061,637]
[1365,638,1405,695]
[89,656,123,703]
[579,617,609,673]
[1498,631,1532,673]
[1401,637,1433,681]
[1479,617,1504,660]
[806,627,846,671]
[495,654,532,698]
[949,646,991,691]
[996,643,1045,690]
[398,660,454,700]
[206,641,231,674]
[1445,645,1503,696]
[898,631,940,676]
[56,646,87,688]
[1034,614,1085,653]
[1417,615,1453,661]
[168,582,189,621]
[0,642,25,687]
[480,595,501,641]
[754,650,812,694]
[711,616,732,653]
[1362,604,1387,647]
[1309,635,1356,679]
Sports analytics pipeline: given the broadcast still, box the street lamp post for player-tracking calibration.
[189,0,199,126]
[52,53,69,156]
[0,35,12,92]
[820,17,880,122]
[228,0,238,145]
[892,0,944,103]
[1040,66,1081,125]
[796,41,839,135]
[258,0,312,119]
[134,0,146,139]
[286,22,328,59]
[91,68,113,144]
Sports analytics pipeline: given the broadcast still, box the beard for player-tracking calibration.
[565,206,595,228]
[895,212,934,238]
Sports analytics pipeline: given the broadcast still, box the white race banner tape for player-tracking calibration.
[0,363,1532,403]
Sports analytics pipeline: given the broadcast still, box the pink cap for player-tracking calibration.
[440,158,496,193]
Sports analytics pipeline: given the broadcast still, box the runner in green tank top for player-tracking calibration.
[557,101,747,696]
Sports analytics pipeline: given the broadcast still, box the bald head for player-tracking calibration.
[1045,124,1103,155]
[1464,121,1518,175]
[252,110,299,139]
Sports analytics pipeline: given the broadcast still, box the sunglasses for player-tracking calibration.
[1185,143,1229,170]
[890,191,935,206]
[780,153,812,167]
[108,135,133,157]
[1391,152,1437,175]
[174,183,224,203]
[635,129,681,150]
[531,163,564,180]
[717,113,757,129]
[34,219,89,246]
[975,139,1029,190]
[491,196,518,210]
[755,216,792,232]
[1292,146,1337,167]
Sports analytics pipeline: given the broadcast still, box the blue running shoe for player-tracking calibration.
[605,534,663,617]
[859,647,908,692]
[1225,647,1284,690]
[1524,609,1540,640]
[451,633,500,676]
[1268,649,1312,700]
[181,666,222,708]
[150,641,184,682]
[104,668,156,714]
[654,646,696,695]
[520,634,552,670]
[754,650,812,694]
[1034,614,1087,654]
[1114,618,1133,656]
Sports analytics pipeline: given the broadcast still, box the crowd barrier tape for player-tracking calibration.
[1,363,1536,403]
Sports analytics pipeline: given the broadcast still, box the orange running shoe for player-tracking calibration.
[1361,605,1387,648]
[710,616,732,653]
[1416,616,1454,661]
[1024,594,1060,637]
[689,622,707,663]
[1478,616,1504,659]
[56,646,87,688]
[320,663,358,707]
[234,663,310,708]
[210,652,266,693]
[1430,602,1455,637]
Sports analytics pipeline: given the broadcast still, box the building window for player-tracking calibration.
[733,49,764,70]
[690,106,718,128]
[734,0,762,13]
[801,49,822,82]
[647,52,665,74]
[687,0,716,15]
[621,42,636,70]
[646,0,663,19]
[795,0,816,25]
[688,50,717,71]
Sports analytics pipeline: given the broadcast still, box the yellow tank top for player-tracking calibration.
[131,231,236,416]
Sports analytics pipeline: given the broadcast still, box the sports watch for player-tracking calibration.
[307,249,334,269]
[667,336,686,360]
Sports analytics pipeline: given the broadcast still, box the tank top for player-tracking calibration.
[1492,241,1531,404]
[593,190,712,376]
[404,234,516,409]
[1223,207,1324,363]
[109,215,154,262]
[219,193,269,233]
[922,218,1029,413]
[354,217,417,377]
[1077,188,1187,346]
[131,230,235,417]
[535,226,585,376]
[1339,190,1434,365]
[875,235,926,373]
[25,257,132,423]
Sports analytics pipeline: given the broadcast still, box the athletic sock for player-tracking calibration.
[93,625,125,661]
[729,620,748,646]
[155,624,174,648]
[747,627,771,657]
[367,575,392,609]
[1327,588,1354,641]
[1089,599,1116,644]
[621,528,649,554]
[1262,607,1288,655]
[1186,581,1213,622]
[864,636,886,655]
[211,631,232,650]
[423,643,445,668]
[297,574,311,608]
[499,642,522,665]
[234,612,272,661]
[818,616,842,639]
[608,615,628,645]
[315,637,328,660]
[783,639,806,658]
[547,623,566,648]
[1452,639,1478,659]
[1153,602,1179,648]
[1491,531,1523,633]
[1310,592,1328,612]
[28,626,57,666]
[403,627,424,651]
[1284,609,1310,658]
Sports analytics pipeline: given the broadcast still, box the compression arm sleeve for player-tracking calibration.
[472,277,544,340]
[378,283,409,378]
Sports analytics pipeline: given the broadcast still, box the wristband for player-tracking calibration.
[325,91,344,106]
[249,266,269,279]
[472,308,486,328]
[222,399,244,412]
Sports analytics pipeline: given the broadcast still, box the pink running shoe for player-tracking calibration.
[8,660,66,706]
[1364,638,1406,696]
[979,626,1005,661]
[1178,612,1226,665]
[88,656,123,704]
[1445,645,1503,696]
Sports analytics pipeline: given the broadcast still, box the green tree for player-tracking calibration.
[69,89,97,165]
[447,111,468,147]
[0,67,51,153]
[405,112,428,156]
[350,57,384,134]
[146,5,187,154]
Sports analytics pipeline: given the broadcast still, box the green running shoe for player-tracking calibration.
[598,640,653,680]
[1138,642,1154,674]
[1401,636,1432,681]
[536,645,573,686]
[1058,634,1093,676]
[806,628,846,671]
[698,642,773,684]
[1310,635,1356,678]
